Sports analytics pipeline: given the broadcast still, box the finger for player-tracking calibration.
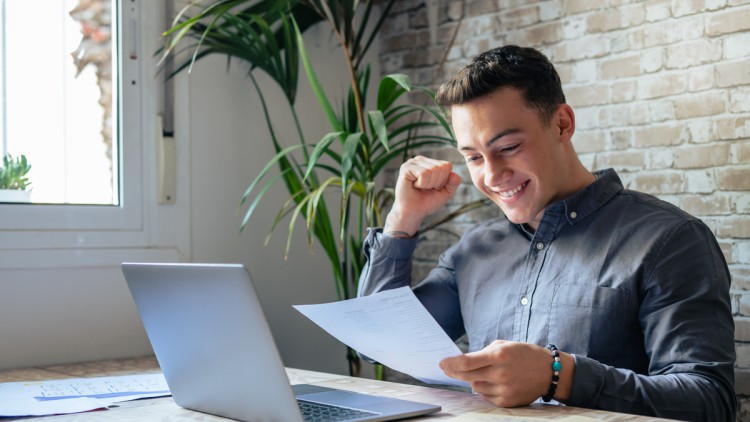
[413,161,452,190]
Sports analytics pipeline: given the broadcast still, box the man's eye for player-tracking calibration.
[500,144,520,153]
[466,155,481,163]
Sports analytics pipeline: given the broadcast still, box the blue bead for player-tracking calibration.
[552,361,562,371]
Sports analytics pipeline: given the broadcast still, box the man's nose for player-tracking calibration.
[484,158,512,187]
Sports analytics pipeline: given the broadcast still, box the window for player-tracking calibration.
[0,0,188,268]
[1,0,118,205]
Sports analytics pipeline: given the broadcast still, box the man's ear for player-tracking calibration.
[556,104,575,142]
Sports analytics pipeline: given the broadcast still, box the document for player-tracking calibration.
[294,286,470,388]
[0,373,169,417]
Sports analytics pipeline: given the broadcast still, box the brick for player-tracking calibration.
[718,216,750,238]
[732,265,750,290]
[706,6,750,36]
[739,372,750,404]
[641,48,664,74]
[637,73,688,99]
[674,92,726,119]
[645,0,671,22]
[682,120,717,144]
[499,6,540,29]
[729,87,750,113]
[720,239,735,264]
[716,61,750,88]
[525,21,564,46]
[687,66,715,92]
[674,144,730,169]
[566,84,610,107]
[587,9,621,33]
[572,130,605,153]
[621,3,647,27]
[600,54,641,79]
[671,0,707,17]
[646,99,676,123]
[643,17,704,47]
[562,15,588,39]
[563,0,604,15]
[740,294,750,317]
[571,60,598,83]
[597,150,645,171]
[648,148,675,168]
[738,194,750,214]
[573,107,601,130]
[724,32,750,60]
[684,169,716,193]
[681,193,732,215]
[717,166,750,190]
[735,141,750,164]
[612,80,637,103]
[539,1,563,22]
[665,39,722,69]
[736,317,750,341]
[716,117,750,141]
[737,240,750,264]
[554,36,609,61]
[631,172,684,194]
[609,129,633,150]
[466,0,499,17]
[737,342,750,367]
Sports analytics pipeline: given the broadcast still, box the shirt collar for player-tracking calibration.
[560,168,623,226]
[514,168,624,237]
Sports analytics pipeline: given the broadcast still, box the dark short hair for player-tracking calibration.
[435,45,566,124]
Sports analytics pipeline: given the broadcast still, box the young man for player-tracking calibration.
[357,45,736,420]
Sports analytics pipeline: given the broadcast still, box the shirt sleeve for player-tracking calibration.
[566,220,736,421]
[358,228,465,341]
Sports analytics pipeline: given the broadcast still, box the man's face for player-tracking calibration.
[452,87,571,230]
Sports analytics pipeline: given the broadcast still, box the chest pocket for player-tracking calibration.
[550,283,630,363]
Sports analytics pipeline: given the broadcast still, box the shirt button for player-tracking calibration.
[570,211,577,219]
[520,296,529,306]
[536,242,545,250]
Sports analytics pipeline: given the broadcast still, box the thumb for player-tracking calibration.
[445,172,462,194]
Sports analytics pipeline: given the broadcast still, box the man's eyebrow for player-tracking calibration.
[458,128,521,151]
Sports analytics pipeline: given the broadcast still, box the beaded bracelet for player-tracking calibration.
[542,344,561,402]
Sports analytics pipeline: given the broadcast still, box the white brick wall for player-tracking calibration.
[378,0,750,418]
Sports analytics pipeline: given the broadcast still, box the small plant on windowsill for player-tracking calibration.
[0,153,32,203]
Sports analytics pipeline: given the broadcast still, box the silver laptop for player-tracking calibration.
[122,262,441,422]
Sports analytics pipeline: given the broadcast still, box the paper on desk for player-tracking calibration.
[0,373,170,417]
[294,286,469,388]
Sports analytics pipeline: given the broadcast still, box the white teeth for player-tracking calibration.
[498,182,525,198]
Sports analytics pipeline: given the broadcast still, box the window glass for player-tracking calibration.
[0,0,117,205]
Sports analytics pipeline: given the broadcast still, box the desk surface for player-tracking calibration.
[0,356,672,421]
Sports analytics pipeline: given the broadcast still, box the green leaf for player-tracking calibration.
[340,132,363,194]
[304,131,345,181]
[292,17,342,131]
[377,74,411,111]
[367,110,389,153]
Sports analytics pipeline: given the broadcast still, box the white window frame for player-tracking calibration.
[0,0,189,269]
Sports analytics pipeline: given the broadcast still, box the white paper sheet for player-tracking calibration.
[294,286,470,388]
[0,373,170,417]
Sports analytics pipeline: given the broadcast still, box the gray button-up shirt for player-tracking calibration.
[358,169,735,421]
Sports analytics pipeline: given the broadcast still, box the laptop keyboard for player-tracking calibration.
[298,399,380,422]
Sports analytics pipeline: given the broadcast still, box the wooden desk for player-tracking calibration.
[0,356,672,421]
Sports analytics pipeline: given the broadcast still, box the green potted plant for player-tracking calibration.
[0,153,32,203]
[160,0,475,375]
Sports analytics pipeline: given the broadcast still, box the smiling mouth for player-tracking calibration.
[496,180,529,198]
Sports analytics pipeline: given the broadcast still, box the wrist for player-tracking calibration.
[541,345,575,403]
[383,209,423,238]
[553,351,575,402]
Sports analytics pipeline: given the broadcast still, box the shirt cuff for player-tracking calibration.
[566,354,606,408]
[365,227,419,259]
